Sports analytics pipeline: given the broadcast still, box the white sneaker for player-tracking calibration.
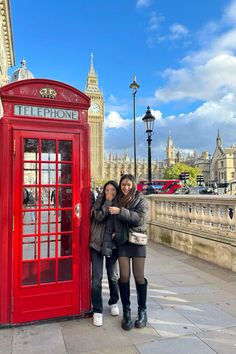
[110,304,119,316]
[93,313,103,326]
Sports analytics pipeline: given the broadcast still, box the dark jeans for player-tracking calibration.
[91,248,119,313]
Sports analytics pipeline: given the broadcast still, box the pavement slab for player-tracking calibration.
[215,299,236,318]
[0,328,12,354]
[12,323,67,354]
[175,303,236,331]
[61,317,158,354]
[148,306,203,338]
[136,335,218,354]
[196,326,236,354]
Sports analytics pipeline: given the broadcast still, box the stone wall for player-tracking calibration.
[146,194,236,272]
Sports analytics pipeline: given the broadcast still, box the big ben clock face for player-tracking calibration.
[90,103,100,113]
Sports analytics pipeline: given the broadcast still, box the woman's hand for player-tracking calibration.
[108,206,120,214]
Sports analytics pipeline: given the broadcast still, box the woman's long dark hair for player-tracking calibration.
[118,174,137,207]
[102,180,119,203]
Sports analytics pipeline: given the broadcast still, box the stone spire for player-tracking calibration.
[216,129,222,147]
[89,52,95,75]
[166,131,175,166]
[86,53,100,93]
[166,131,174,157]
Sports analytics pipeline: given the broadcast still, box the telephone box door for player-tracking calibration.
[12,130,81,323]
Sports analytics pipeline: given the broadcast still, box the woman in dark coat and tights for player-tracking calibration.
[105,174,148,330]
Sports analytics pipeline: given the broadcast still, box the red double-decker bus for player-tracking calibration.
[137,179,182,194]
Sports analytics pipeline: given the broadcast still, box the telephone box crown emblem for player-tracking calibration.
[39,87,57,99]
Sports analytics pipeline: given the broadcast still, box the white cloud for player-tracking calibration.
[105,102,130,113]
[108,94,118,103]
[151,0,236,104]
[105,94,130,114]
[137,108,163,125]
[147,20,189,45]
[136,0,151,8]
[169,23,189,39]
[104,111,131,129]
[105,93,236,160]
[155,53,236,102]
[147,12,164,31]
[223,0,236,24]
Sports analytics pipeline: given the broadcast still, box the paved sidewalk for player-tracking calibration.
[1,241,236,354]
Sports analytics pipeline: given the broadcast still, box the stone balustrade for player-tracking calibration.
[146,194,236,272]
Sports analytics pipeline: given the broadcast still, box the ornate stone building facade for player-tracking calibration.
[0,0,14,86]
[158,129,236,193]
[85,54,104,182]
[209,130,236,193]
[103,151,161,182]
[103,129,236,191]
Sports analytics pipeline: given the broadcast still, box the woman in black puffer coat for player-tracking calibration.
[104,174,149,331]
[90,180,120,327]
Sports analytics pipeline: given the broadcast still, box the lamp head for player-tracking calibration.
[142,106,155,133]
[129,76,140,92]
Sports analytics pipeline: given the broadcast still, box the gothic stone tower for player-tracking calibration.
[85,54,104,181]
[166,131,175,166]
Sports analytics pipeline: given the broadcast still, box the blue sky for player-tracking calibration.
[9,0,236,160]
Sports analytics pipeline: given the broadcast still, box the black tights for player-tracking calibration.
[118,256,145,284]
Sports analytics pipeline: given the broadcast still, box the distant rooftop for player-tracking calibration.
[10,59,34,82]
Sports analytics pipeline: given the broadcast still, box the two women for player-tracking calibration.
[90,174,148,330]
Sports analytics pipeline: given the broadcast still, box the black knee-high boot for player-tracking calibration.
[135,278,148,328]
[118,281,133,330]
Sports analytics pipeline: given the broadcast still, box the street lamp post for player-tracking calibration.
[129,76,140,180]
[142,106,155,195]
[208,153,211,187]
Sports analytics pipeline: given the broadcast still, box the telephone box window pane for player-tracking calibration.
[41,163,56,184]
[41,187,56,209]
[58,141,72,161]
[24,163,39,185]
[23,213,38,235]
[59,187,72,208]
[22,261,38,285]
[41,140,56,161]
[59,210,72,232]
[40,260,56,283]
[24,139,39,161]
[58,164,72,184]
[23,237,38,260]
[40,211,56,234]
[40,235,56,258]
[58,233,72,256]
[58,258,72,281]
[23,187,38,210]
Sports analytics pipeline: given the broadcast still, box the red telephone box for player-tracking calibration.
[0,79,91,325]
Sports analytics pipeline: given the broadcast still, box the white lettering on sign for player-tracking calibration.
[14,105,79,120]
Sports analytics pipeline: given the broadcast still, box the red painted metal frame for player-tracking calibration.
[0,79,91,324]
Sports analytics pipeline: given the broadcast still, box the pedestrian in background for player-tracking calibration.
[90,189,95,208]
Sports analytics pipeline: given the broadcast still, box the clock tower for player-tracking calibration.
[85,53,104,182]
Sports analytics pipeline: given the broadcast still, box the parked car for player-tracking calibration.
[175,186,215,195]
